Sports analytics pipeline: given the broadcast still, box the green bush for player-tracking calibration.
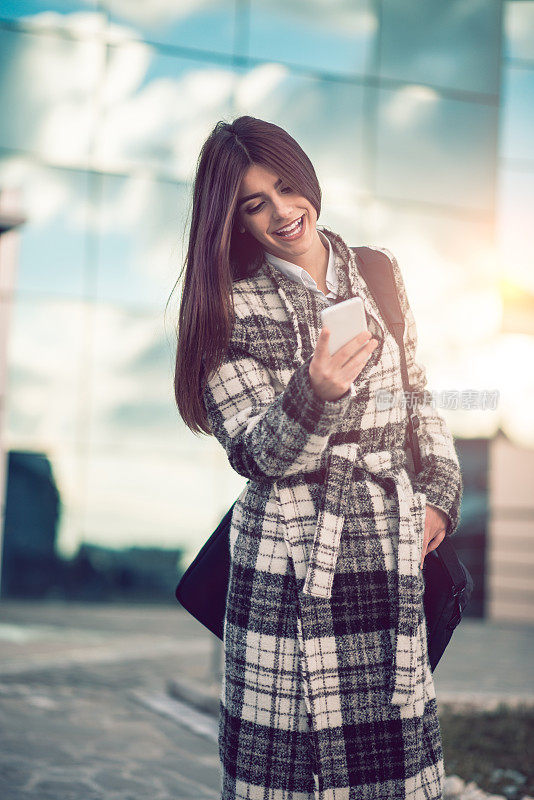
[440,704,534,799]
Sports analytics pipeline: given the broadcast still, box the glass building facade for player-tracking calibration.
[0,1,532,567]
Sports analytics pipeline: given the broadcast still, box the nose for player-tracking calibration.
[271,197,294,221]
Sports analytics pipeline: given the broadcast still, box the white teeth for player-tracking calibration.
[275,216,303,235]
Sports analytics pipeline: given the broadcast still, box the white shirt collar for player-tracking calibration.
[264,229,338,300]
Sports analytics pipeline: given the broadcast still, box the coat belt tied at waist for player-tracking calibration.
[300,443,427,707]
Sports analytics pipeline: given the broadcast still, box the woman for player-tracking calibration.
[174,115,463,799]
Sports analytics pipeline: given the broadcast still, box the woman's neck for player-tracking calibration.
[277,228,329,289]
[303,229,330,292]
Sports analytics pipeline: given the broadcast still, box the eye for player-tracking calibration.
[246,187,293,214]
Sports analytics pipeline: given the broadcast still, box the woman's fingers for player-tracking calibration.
[420,528,447,568]
[316,327,373,362]
[309,326,379,401]
[342,336,378,372]
[335,330,373,364]
[427,529,446,554]
[314,325,331,357]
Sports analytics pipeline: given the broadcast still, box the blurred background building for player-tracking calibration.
[0,1,532,618]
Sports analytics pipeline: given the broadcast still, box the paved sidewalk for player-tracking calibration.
[2,602,532,704]
[167,611,534,714]
[0,601,221,800]
[0,600,532,800]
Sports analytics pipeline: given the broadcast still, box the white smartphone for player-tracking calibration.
[320,296,368,357]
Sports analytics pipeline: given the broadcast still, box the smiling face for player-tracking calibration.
[235,163,319,260]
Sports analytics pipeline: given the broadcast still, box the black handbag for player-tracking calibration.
[175,247,474,671]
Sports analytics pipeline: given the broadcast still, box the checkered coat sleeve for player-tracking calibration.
[203,323,353,482]
[385,247,463,537]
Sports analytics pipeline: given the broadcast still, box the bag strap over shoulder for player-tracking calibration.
[350,245,423,474]
[350,246,405,340]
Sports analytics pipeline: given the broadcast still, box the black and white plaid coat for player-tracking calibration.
[203,225,463,799]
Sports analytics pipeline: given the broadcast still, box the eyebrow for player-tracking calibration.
[237,177,283,207]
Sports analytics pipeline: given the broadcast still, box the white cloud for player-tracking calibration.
[18,10,107,36]
[0,158,72,226]
[505,1,534,60]
[6,300,86,449]
[382,84,440,129]
[95,44,236,179]
[101,41,151,106]
[262,0,378,37]
[425,333,534,447]
[498,170,534,293]
[235,63,290,112]
[106,0,212,28]
[0,27,104,166]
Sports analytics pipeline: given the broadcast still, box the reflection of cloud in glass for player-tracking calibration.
[0,26,103,165]
[505,1,534,61]
[381,84,439,129]
[7,300,85,448]
[235,63,289,110]
[7,297,201,454]
[80,447,242,556]
[88,174,188,306]
[0,157,88,297]
[107,0,235,53]
[379,0,501,94]
[498,170,534,293]
[109,0,211,27]
[0,157,73,225]
[0,157,187,305]
[365,200,497,328]
[248,0,376,75]
[376,87,498,212]
[12,10,107,36]
[448,335,534,447]
[89,305,203,453]
[357,200,534,444]
[250,0,378,37]
[94,42,236,178]
[501,66,534,163]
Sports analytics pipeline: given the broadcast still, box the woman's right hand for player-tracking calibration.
[308,327,379,401]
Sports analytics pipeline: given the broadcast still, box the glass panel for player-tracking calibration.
[379,0,502,95]
[504,0,534,61]
[235,69,368,200]
[363,201,497,336]
[497,168,534,292]
[375,86,498,212]
[0,157,89,298]
[247,0,376,75]
[495,168,534,446]
[500,66,534,162]
[80,448,246,560]
[92,42,236,179]
[106,0,236,54]
[88,304,211,455]
[5,297,85,447]
[494,335,534,448]
[318,201,367,248]
[46,446,86,559]
[362,200,501,440]
[0,27,103,167]
[91,173,188,308]
[0,1,105,35]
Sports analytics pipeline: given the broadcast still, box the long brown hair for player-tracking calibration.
[173,115,322,435]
